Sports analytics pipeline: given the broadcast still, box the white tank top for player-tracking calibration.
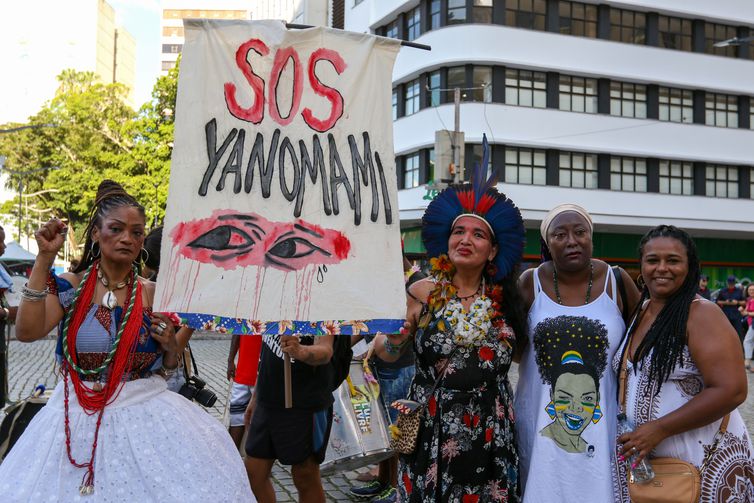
[514,264,626,502]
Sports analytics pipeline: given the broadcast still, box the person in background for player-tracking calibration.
[349,257,422,503]
[67,258,80,273]
[244,330,334,503]
[741,284,754,372]
[0,226,17,325]
[227,332,262,450]
[717,275,745,341]
[142,225,192,393]
[697,274,711,300]
[614,225,753,502]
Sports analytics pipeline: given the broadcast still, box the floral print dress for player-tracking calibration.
[398,297,520,502]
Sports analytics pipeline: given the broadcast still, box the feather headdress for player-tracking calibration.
[422,135,525,281]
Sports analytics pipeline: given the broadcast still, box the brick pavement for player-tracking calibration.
[5,335,754,502]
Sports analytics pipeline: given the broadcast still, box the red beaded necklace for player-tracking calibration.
[61,261,143,495]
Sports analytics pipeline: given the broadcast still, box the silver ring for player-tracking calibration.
[631,447,638,453]
[155,326,164,335]
[158,322,167,330]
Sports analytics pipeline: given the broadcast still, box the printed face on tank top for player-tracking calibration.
[532,315,609,454]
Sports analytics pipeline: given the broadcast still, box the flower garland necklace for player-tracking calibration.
[422,255,511,347]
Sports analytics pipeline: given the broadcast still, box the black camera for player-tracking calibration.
[178,376,217,408]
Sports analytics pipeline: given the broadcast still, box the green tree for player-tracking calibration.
[0,61,180,245]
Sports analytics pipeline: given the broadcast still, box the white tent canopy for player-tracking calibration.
[1,241,36,262]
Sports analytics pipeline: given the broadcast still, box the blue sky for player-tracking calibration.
[110,0,162,107]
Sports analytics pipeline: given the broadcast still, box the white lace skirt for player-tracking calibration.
[0,376,254,502]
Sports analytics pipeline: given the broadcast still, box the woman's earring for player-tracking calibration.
[637,275,645,290]
[591,404,603,424]
[91,242,101,258]
[485,261,498,278]
[545,401,556,420]
[141,247,150,264]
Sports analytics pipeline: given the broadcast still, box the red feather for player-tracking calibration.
[457,189,475,212]
[474,193,497,216]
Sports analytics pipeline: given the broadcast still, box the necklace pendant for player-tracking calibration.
[102,291,117,310]
[93,382,103,392]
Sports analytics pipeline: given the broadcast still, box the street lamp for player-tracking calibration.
[713,36,754,48]
[1,166,59,243]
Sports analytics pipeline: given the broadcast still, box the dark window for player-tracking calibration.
[658,87,693,123]
[448,0,467,25]
[609,9,645,44]
[472,143,494,171]
[559,1,597,38]
[659,160,693,195]
[610,157,647,192]
[505,69,547,108]
[559,75,598,113]
[472,66,493,102]
[658,15,692,51]
[472,0,493,24]
[404,153,421,188]
[428,148,436,181]
[447,66,466,93]
[705,93,739,128]
[506,0,546,31]
[430,0,441,29]
[162,44,182,54]
[429,71,442,106]
[705,165,738,198]
[404,80,421,116]
[392,88,398,120]
[705,23,737,57]
[385,19,399,39]
[559,152,598,188]
[610,82,647,118]
[505,147,547,185]
[406,7,421,41]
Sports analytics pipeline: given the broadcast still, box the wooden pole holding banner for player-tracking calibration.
[284,353,292,408]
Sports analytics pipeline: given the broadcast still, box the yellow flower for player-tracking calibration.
[278,320,293,334]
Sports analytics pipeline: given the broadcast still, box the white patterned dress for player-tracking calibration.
[612,332,754,502]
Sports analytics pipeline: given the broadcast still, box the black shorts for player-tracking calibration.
[245,402,333,466]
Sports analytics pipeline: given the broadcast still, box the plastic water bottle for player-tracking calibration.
[617,413,655,484]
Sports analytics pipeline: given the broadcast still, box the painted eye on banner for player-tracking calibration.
[171,210,351,271]
[188,225,255,252]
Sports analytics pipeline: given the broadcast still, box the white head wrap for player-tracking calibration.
[539,204,593,242]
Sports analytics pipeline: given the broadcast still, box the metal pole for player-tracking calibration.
[453,88,461,183]
[17,179,22,243]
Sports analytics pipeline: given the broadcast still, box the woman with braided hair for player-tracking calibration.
[613,225,754,502]
[0,180,253,501]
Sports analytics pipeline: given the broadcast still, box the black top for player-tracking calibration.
[698,287,711,300]
[717,287,744,321]
[255,334,334,411]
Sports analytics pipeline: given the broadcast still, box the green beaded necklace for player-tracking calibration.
[61,262,139,376]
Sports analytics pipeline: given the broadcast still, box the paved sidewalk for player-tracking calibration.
[5,335,754,501]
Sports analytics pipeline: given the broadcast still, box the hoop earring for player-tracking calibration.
[91,242,101,258]
[140,247,150,264]
[636,275,645,290]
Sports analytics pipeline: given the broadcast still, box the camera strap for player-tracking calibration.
[182,343,200,381]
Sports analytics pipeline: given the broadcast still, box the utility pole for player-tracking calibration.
[453,87,461,183]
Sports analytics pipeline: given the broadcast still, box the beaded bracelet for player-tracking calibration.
[384,335,409,354]
[21,285,49,302]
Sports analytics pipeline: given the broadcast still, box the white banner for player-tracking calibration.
[154,20,405,336]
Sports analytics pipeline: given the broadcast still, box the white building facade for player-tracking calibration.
[344,0,754,283]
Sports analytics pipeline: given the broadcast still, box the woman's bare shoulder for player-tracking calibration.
[407,276,435,303]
